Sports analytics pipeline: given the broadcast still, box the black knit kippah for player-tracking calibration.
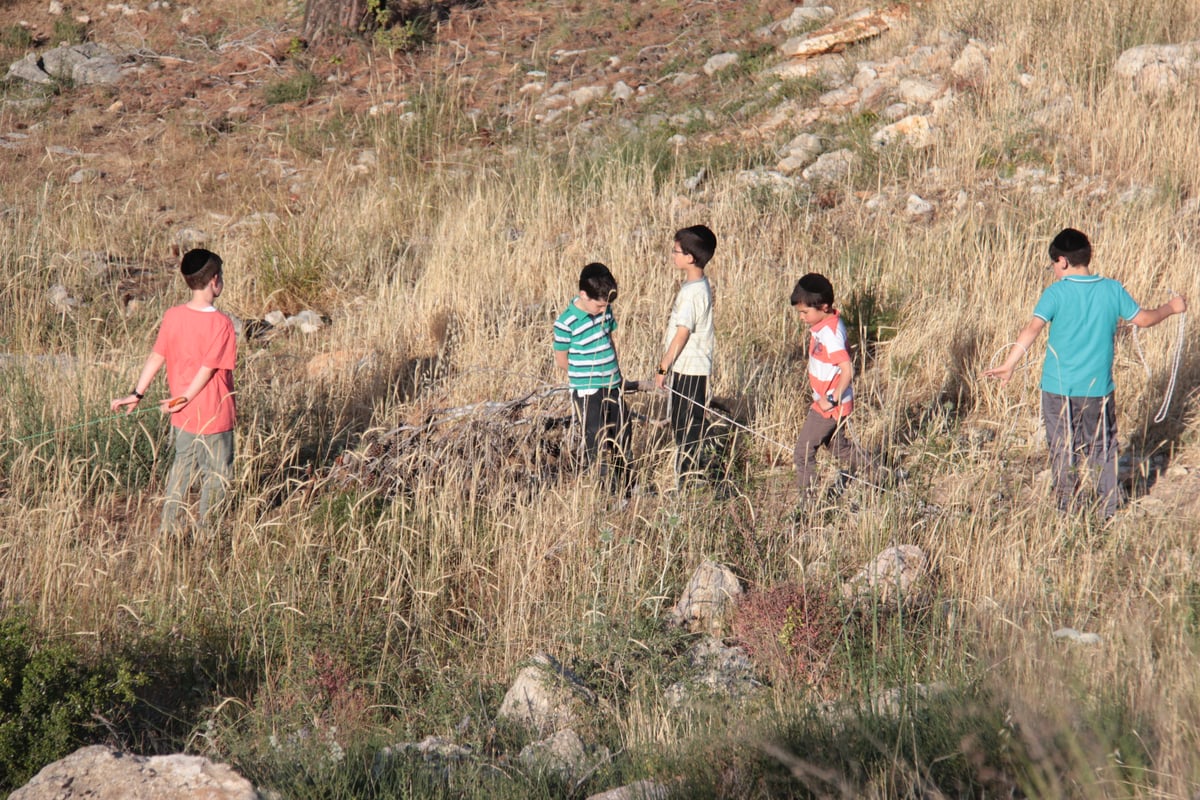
[181,248,219,276]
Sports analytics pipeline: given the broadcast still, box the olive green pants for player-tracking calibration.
[161,428,234,533]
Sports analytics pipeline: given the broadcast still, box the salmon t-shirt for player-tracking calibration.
[152,305,237,434]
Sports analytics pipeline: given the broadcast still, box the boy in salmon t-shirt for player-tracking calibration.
[790,272,866,497]
[112,248,237,533]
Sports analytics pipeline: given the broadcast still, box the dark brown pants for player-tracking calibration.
[793,407,862,492]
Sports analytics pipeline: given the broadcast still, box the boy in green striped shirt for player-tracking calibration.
[553,262,630,494]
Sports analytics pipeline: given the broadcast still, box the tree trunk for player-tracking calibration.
[302,0,370,42]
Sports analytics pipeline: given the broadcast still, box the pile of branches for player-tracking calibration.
[327,387,579,499]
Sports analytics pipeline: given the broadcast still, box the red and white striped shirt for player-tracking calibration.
[807,312,853,419]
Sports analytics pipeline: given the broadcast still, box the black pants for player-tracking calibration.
[573,387,631,494]
[669,373,708,484]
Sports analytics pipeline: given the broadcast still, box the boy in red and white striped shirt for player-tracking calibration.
[790,273,865,495]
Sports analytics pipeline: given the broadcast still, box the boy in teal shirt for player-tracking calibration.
[553,262,630,494]
[986,228,1186,518]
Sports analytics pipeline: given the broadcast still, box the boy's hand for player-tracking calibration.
[111,394,140,413]
[984,365,1014,384]
[1169,294,1187,315]
[654,373,667,391]
[160,396,189,413]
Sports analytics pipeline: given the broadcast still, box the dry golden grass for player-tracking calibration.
[2,0,1200,793]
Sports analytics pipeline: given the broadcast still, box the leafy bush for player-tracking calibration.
[0,615,145,791]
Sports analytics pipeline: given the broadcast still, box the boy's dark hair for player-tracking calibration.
[790,273,835,310]
[180,248,223,290]
[1049,228,1092,267]
[674,225,717,269]
[579,262,618,302]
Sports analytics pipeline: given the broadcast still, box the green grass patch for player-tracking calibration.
[265,71,320,105]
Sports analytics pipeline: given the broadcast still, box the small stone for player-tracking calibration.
[873,115,934,149]
[68,168,101,183]
[703,52,739,76]
[669,560,742,634]
[898,78,944,105]
[801,148,857,184]
[952,40,990,85]
[47,284,80,311]
[778,6,836,32]
[682,167,706,191]
[568,85,607,106]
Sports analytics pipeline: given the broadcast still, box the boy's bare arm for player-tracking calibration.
[656,325,691,390]
[111,351,166,412]
[554,350,568,372]
[1131,295,1187,328]
[163,365,216,412]
[984,317,1046,384]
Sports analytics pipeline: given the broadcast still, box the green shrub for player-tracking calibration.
[0,615,145,791]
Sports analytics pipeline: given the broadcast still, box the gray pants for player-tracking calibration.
[162,428,234,532]
[794,408,862,492]
[1041,391,1120,518]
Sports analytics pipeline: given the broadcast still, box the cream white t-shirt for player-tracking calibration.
[663,276,714,376]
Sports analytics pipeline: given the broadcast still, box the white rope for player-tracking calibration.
[987,341,1034,372]
[661,381,793,454]
[1131,308,1187,424]
[659,380,896,493]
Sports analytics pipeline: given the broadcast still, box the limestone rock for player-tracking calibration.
[40,43,122,85]
[779,5,908,60]
[10,745,261,800]
[47,283,80,311]
[841,545,931,608]
[1113,41,1200,95]
[519,728,609,781]
[498,653,596,732]
[6,54,54,85]
[897,77,944,105]
[776,132,823,174]
[801,148,857,184]
[871,114,933,149]
[665,635,761,708]
[703,53,739,76]
[905,193,934,218]
[951,40,990,86]
[778,6,836,33]
[668,559,742,634]
[569,85,608,107]
[372,736,475,781]
[1053,627,1102,645]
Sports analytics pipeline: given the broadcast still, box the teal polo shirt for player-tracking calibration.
[1033,275,1139,397]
